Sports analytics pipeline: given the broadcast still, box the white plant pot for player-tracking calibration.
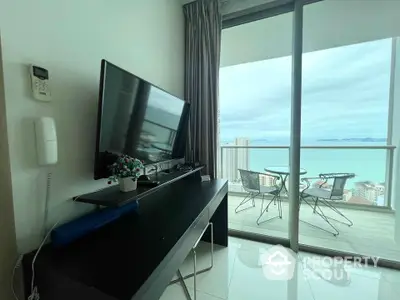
[118,177,137,192]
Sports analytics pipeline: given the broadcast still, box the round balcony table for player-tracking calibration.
[264,166,307,196]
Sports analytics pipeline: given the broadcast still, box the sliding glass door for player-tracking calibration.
[298,0,400,263]
[219,10,293,242]
[218,0,400,267]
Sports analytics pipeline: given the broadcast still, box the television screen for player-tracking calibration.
[94,60,189,179]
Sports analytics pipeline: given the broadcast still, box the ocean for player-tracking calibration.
[224,139,388,188]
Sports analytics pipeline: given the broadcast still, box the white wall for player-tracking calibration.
[0,0,184,253]
[221,0,400,67]
[0,33,18,300]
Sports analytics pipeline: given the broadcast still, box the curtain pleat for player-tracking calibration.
[184,0,222,178]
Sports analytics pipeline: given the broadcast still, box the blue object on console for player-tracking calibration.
[51,200,139,247]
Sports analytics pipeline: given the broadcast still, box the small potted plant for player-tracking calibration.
[108,154,144,192]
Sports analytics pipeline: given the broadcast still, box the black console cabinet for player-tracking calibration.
[23,170,228,300]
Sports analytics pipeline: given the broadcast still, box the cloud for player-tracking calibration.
[220,38,391,142]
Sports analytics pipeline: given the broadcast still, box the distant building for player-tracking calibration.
[235,138,250,174]
[260,174,276,187]
[222,142,237,182]
[375,184,385,194]
[342,189,352,201]
[353,181,385,204]
[222,137,250,182]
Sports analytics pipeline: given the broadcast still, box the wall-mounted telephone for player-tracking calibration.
[34,117,58,165]
[30,65,52,102]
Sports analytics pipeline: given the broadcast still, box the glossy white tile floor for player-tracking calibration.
[228,195,400,261]
[160,237,400,300]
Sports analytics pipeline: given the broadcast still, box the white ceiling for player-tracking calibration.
[221,0,400,67]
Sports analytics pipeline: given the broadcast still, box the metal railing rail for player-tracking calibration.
[221,145,396,149]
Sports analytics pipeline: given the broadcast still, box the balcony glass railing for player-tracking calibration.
[219,145,396,208]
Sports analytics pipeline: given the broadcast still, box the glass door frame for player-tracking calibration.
[222,0,400,269]
[287,0,303,253]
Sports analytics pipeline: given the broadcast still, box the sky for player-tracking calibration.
[219,38,392,143]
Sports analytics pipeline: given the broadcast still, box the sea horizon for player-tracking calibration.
[220,137,388,194]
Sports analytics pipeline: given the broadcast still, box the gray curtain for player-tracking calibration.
[184,0,222,178]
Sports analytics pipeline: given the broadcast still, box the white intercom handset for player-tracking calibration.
[30,65,52,102]
[34,117,58,165]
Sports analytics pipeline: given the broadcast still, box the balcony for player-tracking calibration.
[220,145,400,261]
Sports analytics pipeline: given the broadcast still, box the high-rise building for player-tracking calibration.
[354,181,385,204]
[342,189,352,201]
[221,137,250,182]
[222,143,237,182]
[235,137,249,173]
[259,174,276,187]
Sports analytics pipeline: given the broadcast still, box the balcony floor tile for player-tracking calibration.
[229,194,400,262]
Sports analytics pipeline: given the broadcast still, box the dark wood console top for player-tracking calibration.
[74,166,204,207]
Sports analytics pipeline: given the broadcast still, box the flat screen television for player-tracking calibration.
[94,60,190,179]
